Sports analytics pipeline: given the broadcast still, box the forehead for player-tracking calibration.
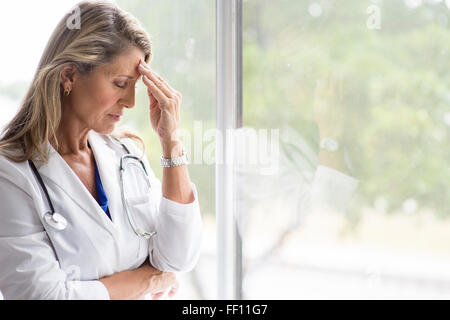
[102,47,146,78]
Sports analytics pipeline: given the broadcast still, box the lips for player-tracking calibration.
[109,114,122,121]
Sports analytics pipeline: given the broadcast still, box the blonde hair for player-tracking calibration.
[0,0,151,163]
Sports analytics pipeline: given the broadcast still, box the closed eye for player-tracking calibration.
[115,82,139,89]
[115,82,127,89]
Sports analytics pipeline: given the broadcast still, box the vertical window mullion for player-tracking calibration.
[216,0,243,300]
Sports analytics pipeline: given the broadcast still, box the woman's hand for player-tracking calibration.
[138,60,194,204]
[144,263,180,300]
[138,60,183,158]
[99,261,179,300]
[149,273,179,300]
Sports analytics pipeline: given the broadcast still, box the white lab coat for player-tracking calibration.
[0,130,202,300]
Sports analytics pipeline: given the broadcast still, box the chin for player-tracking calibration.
[93,125,116,135]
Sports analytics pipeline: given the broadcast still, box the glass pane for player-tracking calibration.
[116,0,216,299]
[241,0,450,299]
[0,0,215,300]
[0,1,81,129]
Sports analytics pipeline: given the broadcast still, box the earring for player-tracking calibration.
[64,88,72,97]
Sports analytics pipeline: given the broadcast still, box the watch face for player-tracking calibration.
[321,138,339,152]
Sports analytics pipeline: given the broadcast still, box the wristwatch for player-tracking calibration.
[320,138,339,152]
[160,149,189,168]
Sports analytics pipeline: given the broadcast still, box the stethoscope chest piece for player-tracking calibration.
[44,212,68,231]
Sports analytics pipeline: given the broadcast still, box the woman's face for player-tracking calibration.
[63,46,146,134]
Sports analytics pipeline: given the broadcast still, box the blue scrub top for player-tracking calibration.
[94,159,112,221]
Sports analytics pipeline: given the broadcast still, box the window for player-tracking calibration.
[116,0,216,299]
[1,0,449,300]
[239,0,450,299]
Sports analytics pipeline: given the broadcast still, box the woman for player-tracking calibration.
[0,1,202,300]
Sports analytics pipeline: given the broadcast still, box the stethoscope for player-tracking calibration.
[28,140,157,239]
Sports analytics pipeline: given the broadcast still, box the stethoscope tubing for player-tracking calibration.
[28,140,156,238]
[29,160,56,214]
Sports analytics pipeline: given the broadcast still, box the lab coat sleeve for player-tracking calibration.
[0,175,110,300]
[308,165,359,212]
[119,138,203,273]
[149,180,203,273]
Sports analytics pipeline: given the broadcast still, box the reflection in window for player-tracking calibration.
[241,0,450,299]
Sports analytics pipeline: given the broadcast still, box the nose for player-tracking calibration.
[119,86,136,109]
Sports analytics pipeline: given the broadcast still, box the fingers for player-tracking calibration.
[139,60,183,101]
[168,280,180,298]
[139,62,174,99]
[150,69,183,101]
[139,67,183,118]
[149,92,158,108]
[138,61,182,135]
[152,292,165,300]
[151,276,179,300]
[142,75,167,104]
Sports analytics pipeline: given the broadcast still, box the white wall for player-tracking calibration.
[0,0,83,85]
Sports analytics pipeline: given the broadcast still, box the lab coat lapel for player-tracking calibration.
[87,131,122,226]
[36,135,117,235]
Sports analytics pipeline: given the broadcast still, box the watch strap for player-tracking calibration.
[160,150,188,168]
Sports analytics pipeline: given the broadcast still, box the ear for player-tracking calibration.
[60,64,79,89]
